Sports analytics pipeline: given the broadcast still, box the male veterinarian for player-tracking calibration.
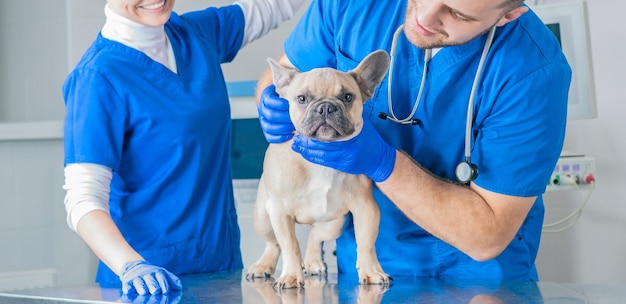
[256,0,571,281]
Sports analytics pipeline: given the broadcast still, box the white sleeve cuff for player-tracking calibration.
[63,163,113,232]
[234,0,307,48]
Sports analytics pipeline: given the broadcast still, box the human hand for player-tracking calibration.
[291,119,396,182]
[120,260,183,295]
[258,84,295,143]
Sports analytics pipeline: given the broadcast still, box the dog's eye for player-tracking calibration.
[297,95,307,104]
[342,93,353,103]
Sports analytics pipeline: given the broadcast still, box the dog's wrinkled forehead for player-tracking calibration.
[286,68,360,99]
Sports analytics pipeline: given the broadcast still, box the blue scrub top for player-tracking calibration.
[285,0,571,281]
[62,6,245,284]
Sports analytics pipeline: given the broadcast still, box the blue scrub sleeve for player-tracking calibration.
[63,68,126,169]
[284,0,338,71]
[176,6,245,64]
[472,63,570,196]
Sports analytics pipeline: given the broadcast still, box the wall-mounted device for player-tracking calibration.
[530,0,597,120]
[546,153,596,192]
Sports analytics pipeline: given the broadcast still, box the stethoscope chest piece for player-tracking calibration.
[455,161,478,184]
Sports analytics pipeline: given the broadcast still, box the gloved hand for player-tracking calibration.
[257,84,295,144]
[120,260,183,295]
[291,119,396,182]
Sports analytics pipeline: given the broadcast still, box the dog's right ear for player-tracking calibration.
[267,58,298,92]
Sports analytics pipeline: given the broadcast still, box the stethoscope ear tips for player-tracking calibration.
[456,161,478,184]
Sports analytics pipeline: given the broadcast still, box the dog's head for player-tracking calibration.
[268,50,390,142]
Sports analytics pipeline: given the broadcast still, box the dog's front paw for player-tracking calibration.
[357,268,393,286]
[273,274,305,289]
[304,259,328,276]
[246,264,276,280]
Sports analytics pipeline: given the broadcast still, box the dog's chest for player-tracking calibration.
[290,167,352,224]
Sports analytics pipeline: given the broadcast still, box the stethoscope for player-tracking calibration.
[379,24,497,184]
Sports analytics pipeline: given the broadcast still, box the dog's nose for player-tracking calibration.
[316,102,337,117]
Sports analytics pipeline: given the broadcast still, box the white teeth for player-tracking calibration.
[142,1,165,9]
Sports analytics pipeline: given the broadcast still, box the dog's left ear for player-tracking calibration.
[349,50,390,100]
[267,58,299,93]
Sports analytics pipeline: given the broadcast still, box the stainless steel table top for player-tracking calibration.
[1,270,625,303]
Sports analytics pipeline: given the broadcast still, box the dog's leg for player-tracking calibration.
[247,180,281,279]
[303,218,344,276]
[267,204,306,289]
[350,197,391,285]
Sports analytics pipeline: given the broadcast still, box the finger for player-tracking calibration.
[122,280,135,294]
[154,272,169,294]
[260,120,295,135]
[260,85,289,110]
[292,136,325,163]
[262,97,289,111]
[293,136,328,151]
[258,107,292,124]
[133,277,149,295]
[292,136,347,164]
[143,274,162,295]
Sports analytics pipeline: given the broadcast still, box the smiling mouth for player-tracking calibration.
[141,0,165,10]
[414,18,436,36]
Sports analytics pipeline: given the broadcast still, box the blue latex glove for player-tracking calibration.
[291,119,396,182]
[257,84,295,143]
[120,260,182,295]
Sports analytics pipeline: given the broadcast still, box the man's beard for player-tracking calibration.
[401,7,498,49]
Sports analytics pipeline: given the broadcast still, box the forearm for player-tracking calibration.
[76,210,143,276]
[377,151,531,261]
[64,163,143,275]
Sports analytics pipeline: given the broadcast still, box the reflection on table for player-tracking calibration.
[1,269,625,303]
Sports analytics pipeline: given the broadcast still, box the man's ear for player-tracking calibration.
[495,6,529,27]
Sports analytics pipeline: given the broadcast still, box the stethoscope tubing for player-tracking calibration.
[386,25,431,124]
[382,24,497,182]
[464,26,496,162]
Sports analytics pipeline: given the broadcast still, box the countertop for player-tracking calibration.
[1,270,625,303]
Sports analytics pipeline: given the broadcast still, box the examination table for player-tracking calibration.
[0,270,624,303]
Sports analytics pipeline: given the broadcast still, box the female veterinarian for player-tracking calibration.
[62,0,304,295]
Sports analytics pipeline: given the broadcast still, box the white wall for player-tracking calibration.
[0,0,624,288]
[535,0,626,285]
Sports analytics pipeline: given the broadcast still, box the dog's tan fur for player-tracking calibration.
[246,50,391,289]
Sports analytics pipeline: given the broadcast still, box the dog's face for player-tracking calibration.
[268,50,390,142]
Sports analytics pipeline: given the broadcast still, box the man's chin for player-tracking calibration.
[403,30,446,49]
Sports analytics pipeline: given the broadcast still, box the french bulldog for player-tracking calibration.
[246,50,391,289]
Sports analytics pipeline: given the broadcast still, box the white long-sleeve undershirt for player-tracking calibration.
[63,163,113,232]
[235,0,306,48]
[101,4,178,73]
